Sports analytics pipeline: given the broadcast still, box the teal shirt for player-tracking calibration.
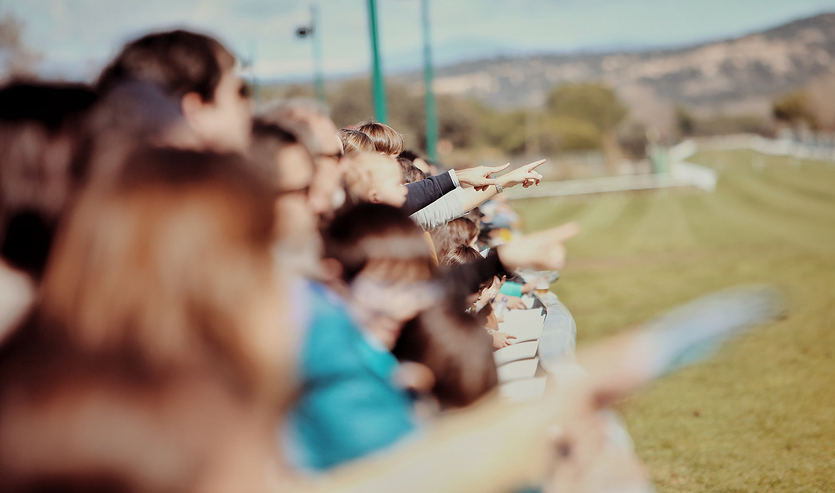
[287,282,416,471]
[500,281,524,298]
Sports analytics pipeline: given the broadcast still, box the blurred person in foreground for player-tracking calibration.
[0,122,667,492]
[0,147,294,492]
[97,29,252,153]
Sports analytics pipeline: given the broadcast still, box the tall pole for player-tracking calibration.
[310,5,325,103]
[421,0,438,161]
[367,0,387,123]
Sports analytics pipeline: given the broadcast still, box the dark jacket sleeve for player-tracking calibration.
[401,171,456,215]
[443,249,508,298]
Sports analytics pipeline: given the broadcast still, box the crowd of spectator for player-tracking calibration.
[0,29,613,492]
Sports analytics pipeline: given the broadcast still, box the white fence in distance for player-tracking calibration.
[506,133,835,200]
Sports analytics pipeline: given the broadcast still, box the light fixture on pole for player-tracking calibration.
[296,5,326,103]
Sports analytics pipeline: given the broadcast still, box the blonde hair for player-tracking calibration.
[356,121,404,156]
[339,128,375,154]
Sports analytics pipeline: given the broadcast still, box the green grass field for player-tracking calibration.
[514,149,835,492]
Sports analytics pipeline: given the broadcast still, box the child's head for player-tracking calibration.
[440,245,483,267]
[343,151,408,207]
[325,203,438,348]
[431,217,480,260]
[441,246,500,310]
[393,300,497,409]
[339,128,375,154]
[397,156,427,184]
[398,150,431,175]
[356,121,404,156]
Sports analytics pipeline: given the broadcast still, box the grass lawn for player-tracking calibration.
[513,149,835,492]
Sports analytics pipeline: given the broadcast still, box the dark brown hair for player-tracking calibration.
[0,81,98,279]
[393,301,497,409]
[0,147,289,491]
[440,245,483,267]
[397,156,427,184]
[97,29,235,102]
[39,147,283,394]
[325,202,435,284]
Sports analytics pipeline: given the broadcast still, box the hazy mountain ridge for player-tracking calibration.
[404,13,835,126]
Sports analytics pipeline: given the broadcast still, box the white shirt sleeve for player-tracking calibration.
[410,187,467,230]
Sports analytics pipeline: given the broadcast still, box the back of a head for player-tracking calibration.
[393,300,497,409]
[431,218,480,261]
[97,29,234,102]
[325,202,434,284]
[397,156,427,184]
[0,80,98,279]
[356,121,404,156]
[400,150,431,175]
[80,80,196,185]
[339,128,374,154]
[440,245,483,267]
[0,147,290,492]
[39,147,286,397]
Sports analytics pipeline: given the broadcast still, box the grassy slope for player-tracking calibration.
[513,150,835,492]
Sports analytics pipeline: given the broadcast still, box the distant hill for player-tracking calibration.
[395,12,835,131]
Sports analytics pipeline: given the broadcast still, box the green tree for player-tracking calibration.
[772,90,817,130]
[546,82,627,169]
[546,83,627,132]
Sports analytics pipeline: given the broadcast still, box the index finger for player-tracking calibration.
[486,162,511,174]
[522,159,547,171]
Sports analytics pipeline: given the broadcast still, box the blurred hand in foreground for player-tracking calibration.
[498,222,580,271]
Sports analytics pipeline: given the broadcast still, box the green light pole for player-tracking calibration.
[421,0,438,160]
[367,0,387,123]
[296,5,325,103]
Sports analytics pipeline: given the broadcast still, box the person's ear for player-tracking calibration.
[181,91,205,119]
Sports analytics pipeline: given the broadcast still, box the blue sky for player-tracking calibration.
[3,0,835,82]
